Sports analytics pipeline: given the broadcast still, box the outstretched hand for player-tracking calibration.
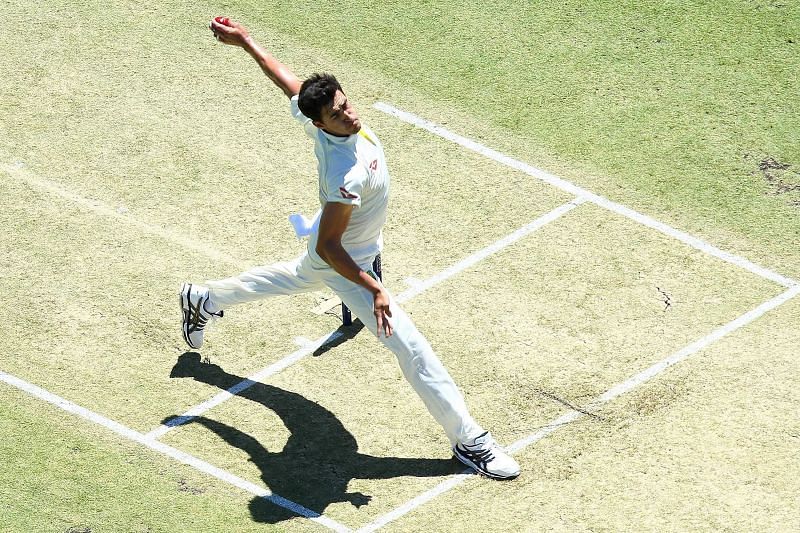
[209,17,250,47]
[374,288,393,338]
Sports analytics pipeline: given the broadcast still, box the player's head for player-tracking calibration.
[299,73,361,136]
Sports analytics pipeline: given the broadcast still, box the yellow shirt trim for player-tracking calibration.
[358,129,376,146]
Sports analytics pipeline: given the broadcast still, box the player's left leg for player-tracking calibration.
[322,266,520,479]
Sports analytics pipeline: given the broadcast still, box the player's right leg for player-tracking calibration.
[180,255,324,349]
[179,282,224,350]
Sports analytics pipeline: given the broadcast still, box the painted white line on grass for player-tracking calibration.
[587,283,800,409]
[148,198,586,440]
[0,370,350,532]
[294,336,317,348]
[403,277,424,289]
[1,162,245,268]
[357,472,476,533]
[396,197,586,303]
[373,103,798,289]
[143,330,345,441]
[358,285,800,531]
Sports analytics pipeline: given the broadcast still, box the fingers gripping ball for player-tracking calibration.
[209,16,232,41]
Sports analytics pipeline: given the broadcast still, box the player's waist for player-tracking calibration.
[340,231,383,257]
[306,233,383,269]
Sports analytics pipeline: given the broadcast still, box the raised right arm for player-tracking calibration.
[209,18,301,98]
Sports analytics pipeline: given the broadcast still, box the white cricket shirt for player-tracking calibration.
[290,95,390,267]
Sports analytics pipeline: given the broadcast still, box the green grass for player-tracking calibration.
[0,387,280,533]
[5,0,798,273]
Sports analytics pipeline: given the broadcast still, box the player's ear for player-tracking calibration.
[312,119,326,129]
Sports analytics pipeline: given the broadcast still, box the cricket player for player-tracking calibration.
[180,17,519,480]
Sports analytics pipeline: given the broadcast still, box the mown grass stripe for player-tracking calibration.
[1,163,246,268]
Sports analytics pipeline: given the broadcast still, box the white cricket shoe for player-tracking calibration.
[179,283,223,349]
[453,431,520,480]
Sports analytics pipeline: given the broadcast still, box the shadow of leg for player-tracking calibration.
[166,353,462,524]
[313,321,365,357]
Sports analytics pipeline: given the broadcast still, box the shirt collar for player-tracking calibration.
[320,129,358,145]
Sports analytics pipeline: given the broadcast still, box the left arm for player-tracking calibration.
[316,202,393,337]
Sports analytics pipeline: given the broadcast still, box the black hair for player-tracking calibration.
[298,73,343,122]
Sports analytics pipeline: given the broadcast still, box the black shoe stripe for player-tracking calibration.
[453,450,516,480]
[180,283,198,349]
[453,444,517,480]
[180,283,221,349]
[454,444,494,471]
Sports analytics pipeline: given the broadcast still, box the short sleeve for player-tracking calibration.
[290,95,318,139]
[325,167,366,207]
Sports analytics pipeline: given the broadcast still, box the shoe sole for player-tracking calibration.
[452,447,520,480]
[179,282,200,349]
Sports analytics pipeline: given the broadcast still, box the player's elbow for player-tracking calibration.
[315,239,336,264]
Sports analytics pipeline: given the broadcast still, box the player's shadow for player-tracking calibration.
[313,320,365,357]
[167,353,462,524]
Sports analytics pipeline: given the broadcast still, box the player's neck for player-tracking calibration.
[322,128,351,138]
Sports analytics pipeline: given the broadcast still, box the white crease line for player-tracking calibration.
[143,330,345,441]
[148,198,586,440]
[358,284,800,532]
[373,102,798,289]
[396,197,586,303]
[587,283,800,409]
[1,162,245,268]
[403,277,424,289]
[294,336,317,348]
[0,370,350,533]
[357,472,476,533]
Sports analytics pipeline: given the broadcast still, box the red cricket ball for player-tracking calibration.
[214,16,230,26]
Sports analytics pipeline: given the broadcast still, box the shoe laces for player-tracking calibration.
[459,432,498,463]
[462,445,496,464]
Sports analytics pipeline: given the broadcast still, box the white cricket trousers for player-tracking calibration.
[206,253,484,446]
